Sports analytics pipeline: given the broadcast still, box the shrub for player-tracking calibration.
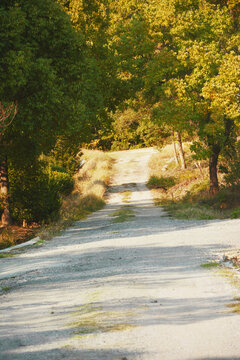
[50,165,67,173]
[9,164,61,224]
[147,175,176,190]
[50,170,74,196]
[231,208,240,219]
[222,141,240,186]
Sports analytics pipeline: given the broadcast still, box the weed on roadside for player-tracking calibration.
[201,262,220,269]
[121,190,132,203]
[148,144,240,220]
[226,301,240,314]
[110,206,135,223]
[1,286,11,292]
[68,304,136,337]
[0,253,16,258]
[147,175,176,190]
[216,268,240,314]
[38,150,114,240]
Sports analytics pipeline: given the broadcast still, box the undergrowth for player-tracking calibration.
[0,226,38,250]
[148,143,240,220]
[38,150,113,240]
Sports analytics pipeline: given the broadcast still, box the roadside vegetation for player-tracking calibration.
[110,205,135,223]
[0,1,240,249]
[148,143,240,220]
[0,150,113,248]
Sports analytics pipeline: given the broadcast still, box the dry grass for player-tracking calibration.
[149,142,209,202]
[38,150,114,240]
[147,142,232,220]
[0,225,39,250]
[69,304,136,337]
[110,205,135,223]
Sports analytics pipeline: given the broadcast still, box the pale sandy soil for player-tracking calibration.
[0,148,240,360]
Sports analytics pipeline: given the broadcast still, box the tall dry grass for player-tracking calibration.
[148,143,240,219]
[148,142,209,202]
[39,150,114,239]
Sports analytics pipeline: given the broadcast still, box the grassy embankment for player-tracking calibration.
[147,143,240,220]
[0,150,113,249]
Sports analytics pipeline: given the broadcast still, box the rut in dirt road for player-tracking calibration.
[0,148,240,360]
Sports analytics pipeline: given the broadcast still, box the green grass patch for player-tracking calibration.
[1,286,11,292]
[201,262,220,269]
[110,205,135,223]
[0,253,16,258]
[69,304,136,337]
[121,190,132,203]
[162,201,224,220]
[230,207,240,219]
[147,175,176,190]
[34,239,45,246]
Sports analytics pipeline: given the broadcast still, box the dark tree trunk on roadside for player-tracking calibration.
[176,131,186,169]
[209,144,221,196]
[0,156,12,226]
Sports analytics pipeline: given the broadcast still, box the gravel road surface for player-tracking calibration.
[0,148,240,360]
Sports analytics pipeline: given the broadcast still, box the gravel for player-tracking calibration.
[0,148,240,360]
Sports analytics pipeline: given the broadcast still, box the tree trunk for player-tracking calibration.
[0,156,12,226]
[172,131,179,166]
[209,145,220,196]
[176,131,186,169]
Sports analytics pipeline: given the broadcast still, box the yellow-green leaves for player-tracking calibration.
[202,53,240,119]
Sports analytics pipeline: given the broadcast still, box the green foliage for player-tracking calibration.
[50,165,67,173]
[163,201,224,220]
[50,171,74,196]
[201,262,220,268]
[110,0,240,192]
[199,186,240,210]
[111,205,135,223]
[109,97,169,150]
[9,164,61,224]
[231,208,240,219]
[49,137,82,175]
[221,141,240,186]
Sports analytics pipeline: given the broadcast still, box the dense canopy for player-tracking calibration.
[0,0,240,225]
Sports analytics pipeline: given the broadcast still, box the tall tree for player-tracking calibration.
[0,102,17,225]
[0,0,105,224]
[144,0,240,194]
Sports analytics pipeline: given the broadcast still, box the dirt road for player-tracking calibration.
[1,148,240,360]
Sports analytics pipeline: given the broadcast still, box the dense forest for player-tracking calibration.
[0,0,239,231]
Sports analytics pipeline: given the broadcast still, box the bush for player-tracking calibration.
[50,170,74,196]
[231,208,240,219]
[50,165,67,173]
[9,164,61,224]
[147,175,176,190]
[222,141,240,186]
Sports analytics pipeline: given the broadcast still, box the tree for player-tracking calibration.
[0,102,17,226]
[143,0,240,194]
[0,0,106,224]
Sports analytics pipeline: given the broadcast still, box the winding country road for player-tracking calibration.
[1,148,240,360]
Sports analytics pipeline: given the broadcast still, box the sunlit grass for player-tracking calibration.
[110,205,135,223]
[148,142,240,220]
[201,262,220,268]
[68,303,136,337]
[39,150,114,240]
